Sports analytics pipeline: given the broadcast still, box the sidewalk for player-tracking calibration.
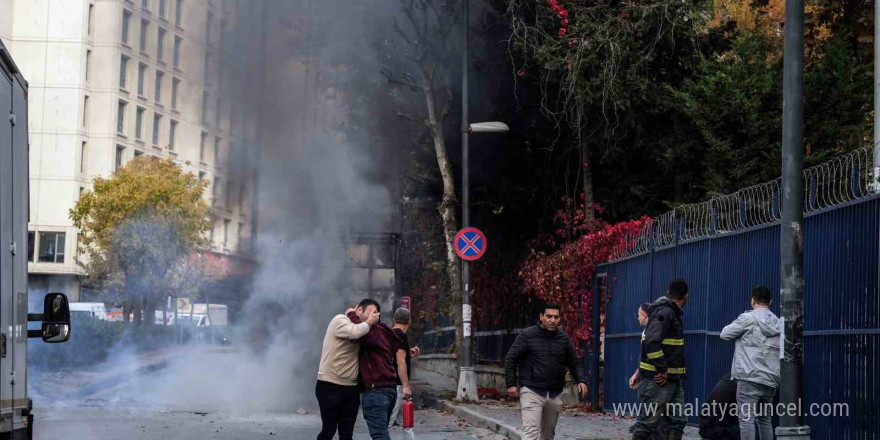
[412,367,702,440]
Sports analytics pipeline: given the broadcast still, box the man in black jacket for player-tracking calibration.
[505,303,588,440]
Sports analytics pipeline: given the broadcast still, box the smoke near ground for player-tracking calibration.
[30,0,410,413]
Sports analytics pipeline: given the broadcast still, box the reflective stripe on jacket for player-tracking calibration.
[639,296,687,379]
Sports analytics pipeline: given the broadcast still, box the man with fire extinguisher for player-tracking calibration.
[388,307,419,439]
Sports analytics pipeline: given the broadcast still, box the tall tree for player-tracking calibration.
[71,157,211,326]
[381,0,466,352]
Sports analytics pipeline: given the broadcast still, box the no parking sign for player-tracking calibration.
[454,227,487,261]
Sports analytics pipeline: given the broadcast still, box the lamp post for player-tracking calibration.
[778,0,810,434]
[456,0,511,403]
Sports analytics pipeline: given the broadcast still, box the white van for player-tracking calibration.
[69,302,108,320]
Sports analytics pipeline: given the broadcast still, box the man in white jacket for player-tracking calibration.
[315,298,380,440]
[720,286,781,440]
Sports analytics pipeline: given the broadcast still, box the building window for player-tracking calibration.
[157,27,166,62]
[173,36,182,68]
[122,10,132,44]
[198,171,205,182]
[117,100,127,134]
[88,5,95,37]
[80,142,87,173]
[27,232,35,263]
[206,11,214,46]
[213,176,221,202]
[154,71,164,102]
[214,137,221,164]
[215,98,222,127]
[83,95,90,128]
[115,145,125,171]
[140,19,149,53]
[85,50,91,82]
[171,78,179,109]
[38,232,66,263]
[134,150,144,157]
[175,0,183,26]
[119,55,129,89]
[153,114,162,145]
[138,63,147,96]
[199,132,207,161]
[142,0,150,11]
[225,180,234,208]
[203,52,211,85]
[135,107,145,139]
[159,0,167,18]
[237,222,244,251]
[223,219,229,248]
[201,91,209,123]
[169,120,177,151]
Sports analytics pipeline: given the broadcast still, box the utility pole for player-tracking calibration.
[456,0,478,402]
[874,0,880,188]
[778,0,810,434]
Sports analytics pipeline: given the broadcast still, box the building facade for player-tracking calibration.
[0,0,261,300]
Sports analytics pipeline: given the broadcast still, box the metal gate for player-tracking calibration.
[593,193,880,437]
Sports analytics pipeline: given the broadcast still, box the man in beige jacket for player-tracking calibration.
[316,298,380,440]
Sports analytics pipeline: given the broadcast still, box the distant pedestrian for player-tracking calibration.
[720,285,781,440]
[630,279,689,440]
[315,299,380,440]
[351,300,401,440]
[629,303,666,440]
[504,303,588,440]
[387,307,418,440]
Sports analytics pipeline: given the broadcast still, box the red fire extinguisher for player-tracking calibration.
[403,398,414,428]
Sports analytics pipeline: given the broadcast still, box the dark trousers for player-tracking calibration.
[316,380,360,440]
[362,386,397,440]
[631,379,688,440]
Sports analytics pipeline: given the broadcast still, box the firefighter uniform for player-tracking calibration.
[631,296,688,440]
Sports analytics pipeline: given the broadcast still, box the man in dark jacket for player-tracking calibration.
[348,305,401,440]
[698,374,740,440]
[631,279,689,440]
[504,303,588,440]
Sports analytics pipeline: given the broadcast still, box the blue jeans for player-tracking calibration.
[362,387,397,440]
[737,380,776,440]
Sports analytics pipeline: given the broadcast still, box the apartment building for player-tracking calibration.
[0,0,262,300]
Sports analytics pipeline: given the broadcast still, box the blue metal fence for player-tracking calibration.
[594,194,880,437]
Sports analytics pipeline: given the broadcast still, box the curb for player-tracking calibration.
[439,400,522,440]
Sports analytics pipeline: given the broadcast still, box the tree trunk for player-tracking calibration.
[581,140,595,225]
[419,67,463,355]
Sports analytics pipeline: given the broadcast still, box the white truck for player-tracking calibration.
[1,41,71,440]
[68,302,109,321]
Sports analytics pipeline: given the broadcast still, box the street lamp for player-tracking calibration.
[456,0,510,403]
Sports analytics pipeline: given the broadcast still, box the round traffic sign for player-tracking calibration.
[455,227,487,261]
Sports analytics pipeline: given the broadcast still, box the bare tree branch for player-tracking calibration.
[396,109,430,127]
[381,68,424,92]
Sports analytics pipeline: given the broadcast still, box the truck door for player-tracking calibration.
[0,54,13,423]
[11,71,29,417]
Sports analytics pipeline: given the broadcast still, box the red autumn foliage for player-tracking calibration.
[520,199,650,355]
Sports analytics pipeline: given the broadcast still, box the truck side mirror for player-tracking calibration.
[41,293,70,343]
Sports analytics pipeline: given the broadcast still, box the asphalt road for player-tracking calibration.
[33,405,507,440]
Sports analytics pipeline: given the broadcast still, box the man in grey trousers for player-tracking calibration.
[720,285,781,440]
